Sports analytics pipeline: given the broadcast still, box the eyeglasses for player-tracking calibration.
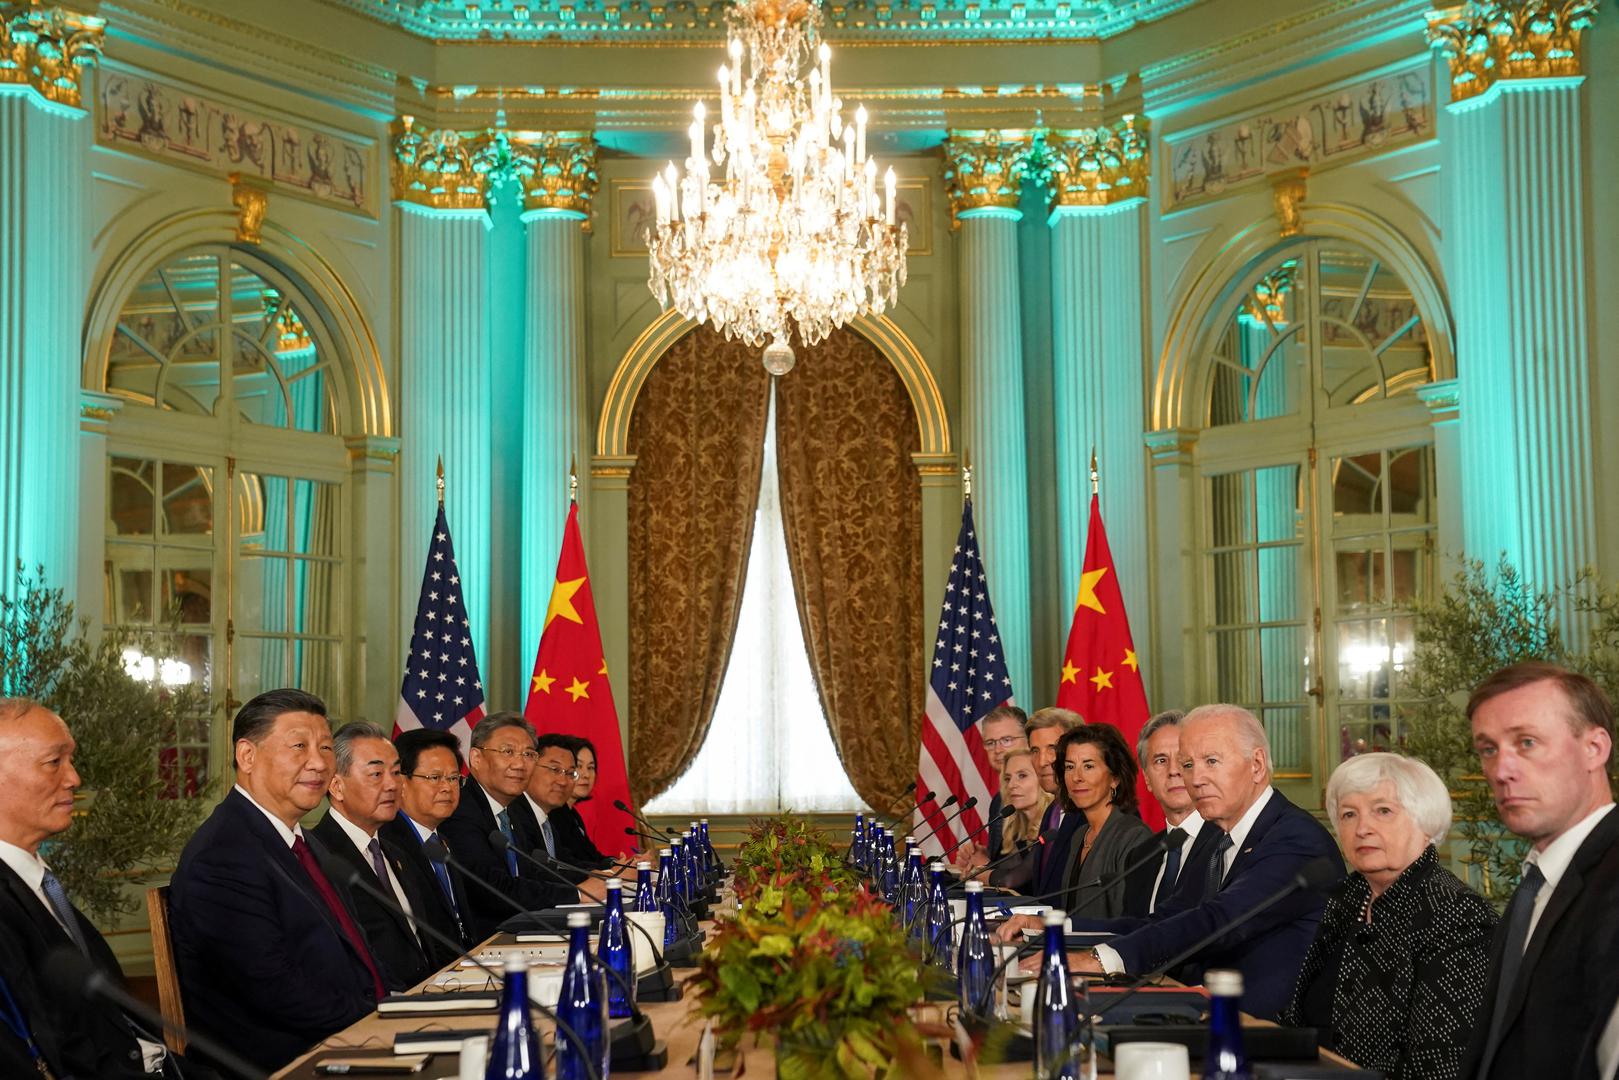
[982,735,1027,750]
[409,772,466,787]
[477,746,540,764]
[536,761,580,781]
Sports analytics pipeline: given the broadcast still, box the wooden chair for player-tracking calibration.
[145,885,187,1054]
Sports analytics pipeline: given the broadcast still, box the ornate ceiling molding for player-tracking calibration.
[0,2,105,109]
[1426,0,1597,104]
[390,116,600,219]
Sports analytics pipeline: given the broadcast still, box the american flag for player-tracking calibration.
[914,497,1015,857]
[394,504,486,755]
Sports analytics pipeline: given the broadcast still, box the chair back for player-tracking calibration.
[145,885,187,1054]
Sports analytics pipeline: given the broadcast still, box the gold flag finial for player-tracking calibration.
[569,457,578,504]
[1090,447,1099,496]
[963,451,973,500]
[436,455,445,504]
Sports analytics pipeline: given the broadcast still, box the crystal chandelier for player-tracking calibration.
[646,0,908,374]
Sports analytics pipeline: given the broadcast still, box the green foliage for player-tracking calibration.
[732,813,860,903]
[1404,557,1619,899]
[0,565,212,924]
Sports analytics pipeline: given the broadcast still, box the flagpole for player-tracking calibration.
[569,456,578,505]
[1089,447,1098,497]
[962,451,972,501]
[436,455,445,504]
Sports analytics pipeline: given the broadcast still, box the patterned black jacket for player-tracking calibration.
[1280,845,1497,1080]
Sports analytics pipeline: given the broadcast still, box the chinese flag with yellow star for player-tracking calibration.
[523,502,638,853]
[1056,494,1162,829]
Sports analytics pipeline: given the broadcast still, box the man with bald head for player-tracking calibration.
[0,698,169,1077]
[169,689,383,1072]
[1066,704,1342,1018]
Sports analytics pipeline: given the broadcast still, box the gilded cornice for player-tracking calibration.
[1042,115,1149,208]
[1426,0,1598,103]
[942,129,1039,225]
[0,2,105,109]
[391,116,598,220]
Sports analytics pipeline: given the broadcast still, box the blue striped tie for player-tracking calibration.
[497,809,519,877]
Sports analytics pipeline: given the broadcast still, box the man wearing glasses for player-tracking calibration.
[384,727,474,963]
[438,712,587,938]
[954,705,1028,877]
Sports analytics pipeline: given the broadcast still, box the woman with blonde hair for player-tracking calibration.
[982,748,1053,892]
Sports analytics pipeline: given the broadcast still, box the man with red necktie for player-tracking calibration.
[170,689,384,1073]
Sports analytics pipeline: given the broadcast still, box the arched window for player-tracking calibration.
[98,245,356,786]
[1195,239,1440,791]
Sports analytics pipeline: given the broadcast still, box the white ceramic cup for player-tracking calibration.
[626,911,666,975]
[458,1034,490,1080]
[1112,1040,1191,1080]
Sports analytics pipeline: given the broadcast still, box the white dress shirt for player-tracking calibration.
[1523,802,1612,945]
[327,808,418,942]
[1147,810,1206,914]
[233,783,304,847]
[524,794,557,857]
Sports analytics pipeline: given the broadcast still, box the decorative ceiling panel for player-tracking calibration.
[321,0,1206,43]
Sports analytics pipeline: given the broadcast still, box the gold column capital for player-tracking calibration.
[389,115,488,212]
[1426,1,1598,104]
[1043,116,1150,210]
[513,132,599,224]
[0,2,106,110]
[942,129,1039,227]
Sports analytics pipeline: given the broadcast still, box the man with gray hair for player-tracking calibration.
[1066,703,1342,1019]
[308,721,431,990]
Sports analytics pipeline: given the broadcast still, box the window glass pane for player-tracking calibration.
[289,558,342,636]
[1336,616,1391,703]
[1253,465,1299,544]
[1388,447,1432,517]
[1212,628,1259,705]
[1256,546,1301,622]
[109,457,155,537]
[1209,362,1249,427]
[1208,472,1250,547]
[290,640,343,714]
[162,565,213,624]
[161,462,213,537]
[1259,625,1308,703]
[107,544,155,623]
[235,553,286,637]
[1332,452,1382,518]
[109,253,220,412]
[1262,705,1310,773]
[289,478,340,558]
[1210,550,1255,625]
[1335,547,1384,610]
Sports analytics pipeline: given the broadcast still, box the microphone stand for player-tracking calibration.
[910,795,977,851]
[613,800,674,843]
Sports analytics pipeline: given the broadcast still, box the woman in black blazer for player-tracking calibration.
[1280,752,1497,1080]
[1055,723,1154,919]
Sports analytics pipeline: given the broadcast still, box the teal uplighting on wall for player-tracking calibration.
[0,88,89,602]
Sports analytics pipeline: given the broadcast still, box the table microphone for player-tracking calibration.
[909,794,974,850]
[961,830,1039,880]
[876,779,920,820]
[980,828,1189,917]
[41,944,266,1080]
[613,800,674,842]
[488,829,621,883]
[625,825,667,847]
[881,784,936,831]
[939,805,1015,860]
[1087,854,1343,1023]
[423,835,532,919]
[970,828,1189,1016]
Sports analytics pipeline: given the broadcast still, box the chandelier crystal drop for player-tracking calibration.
[646,0,908,371]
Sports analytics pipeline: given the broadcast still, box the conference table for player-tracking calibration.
[273,926,1358,1079]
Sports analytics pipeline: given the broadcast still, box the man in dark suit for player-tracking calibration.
[954,705,1028,875]
[1454,662,1619,1080]
[169,689,384,1073]
[384,727,474,967]
[0,698,165,1077]
[1068,704,1343,1019]
[439,712,592,939]
[308,722,432,991]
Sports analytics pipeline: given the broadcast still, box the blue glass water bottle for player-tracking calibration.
[484,957,542,1080]
[682,827,703,889]
[668,837,690,904]
[880,829,900,902]
[956,880,994,1016]
[902,845,925,929]
[555,910,609,1080]
[655,848,680,948]
[1034,910,1083,1080]
[864,816,880,875]
[851,813,867,868]
[634,860,657,913]
[1203,969,1252,1080]
[597,877,634,1019]
[699,818,718,874]
[925,860,952,966]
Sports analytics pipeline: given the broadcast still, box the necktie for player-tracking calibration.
[291,837,387,1000]
[40,868,91,957]
[366,837,400,906]
[540,817,557,859]
[1479,862,1547,1076]
[427,832,465,938]
[1154,841,1183,912]
[496,809,520,877]
[1205,832,1234,896]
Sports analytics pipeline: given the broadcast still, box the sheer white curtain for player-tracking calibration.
[645,387,869,815]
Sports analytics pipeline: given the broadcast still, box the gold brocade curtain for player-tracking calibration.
[774,328,925,810]
[626,327,771,804]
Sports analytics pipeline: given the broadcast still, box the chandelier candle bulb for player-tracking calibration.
[885,167,896,225]
[856,105,868,163]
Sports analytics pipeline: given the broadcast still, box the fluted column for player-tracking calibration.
[945,131,1036,701]
[0,7,103,600]
[518,135,598,672]
[1428,2,1597,631]
[1046,119,1151,644]
[392,118,495,665]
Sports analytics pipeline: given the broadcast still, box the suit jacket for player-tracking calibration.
[551,803,612,870]
[985,792,1006,862]
[1106,788,1344,1020]
[438,782,576,938]
[1279,846,1496,1080]
[1059,809,1155,920]
[168,788,377,1073]
[1463,806,1619,1080]
[1110,821,1224,930]
[0,858,148,1078]
[380,813,473,968]
[308,812,432,991]
[1032,808,1083,900]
